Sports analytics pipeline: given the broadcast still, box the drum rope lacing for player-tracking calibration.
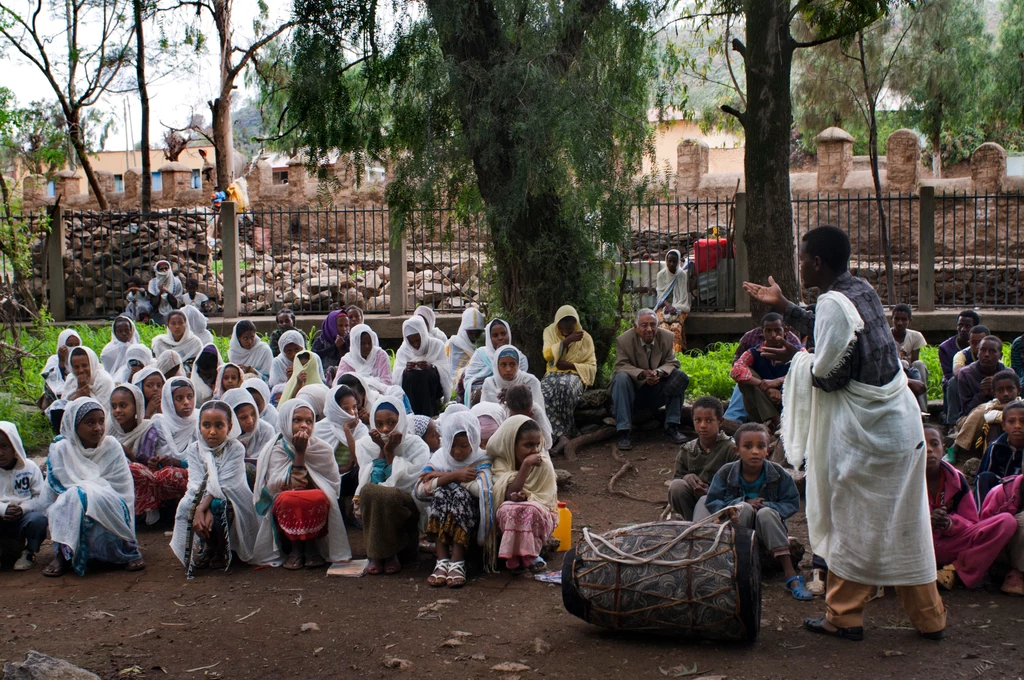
[580,508,737,567]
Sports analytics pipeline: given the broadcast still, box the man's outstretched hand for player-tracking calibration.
[742,276,788,310]
[760,341,800,364]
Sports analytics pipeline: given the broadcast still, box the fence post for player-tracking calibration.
[47,204,66,322]
[220,201,240,318]
[389,224,408,317]
[733,192,750,315]
[918,186,935,312]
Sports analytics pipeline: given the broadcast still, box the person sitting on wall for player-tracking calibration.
[178,278,211,313]
[654,249,696,353]
[939,311,980,423]
[891,304,929,414]
[729,313,802,431]
[611,308,689,451]
[949,325,990,424]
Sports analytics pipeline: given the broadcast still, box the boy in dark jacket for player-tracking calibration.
[705,423,811,601]
[976,401,1024,504]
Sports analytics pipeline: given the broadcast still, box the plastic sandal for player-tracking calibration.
[446,561,467,588]
[1001,569,1024,596]
[427,559,450,587]
[528,556,548,574]
[283,554,305,570]
[936,565,956,591]
[807,568,825,596]
[786,575,815,601]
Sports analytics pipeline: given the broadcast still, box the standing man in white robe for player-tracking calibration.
[744,225,945,642]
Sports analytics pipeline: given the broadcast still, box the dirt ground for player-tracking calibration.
[3,432,1024,680]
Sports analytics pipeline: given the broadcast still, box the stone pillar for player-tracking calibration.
[815,127,855,191]
[158,162,192,202]
[971,143,1006,194]
[287,157,308,201]
[675,139,709,196]
[733,192,749,315]
[88,170,115,198]
[123,168,142,206]
[47,204,66,322]
[885,129,921,192]
[389,223,408,317]
[247,160,271,202]
[54,170,81,199]
[220,201,240,318]
[23,175,46,207]
[918,186,935,312]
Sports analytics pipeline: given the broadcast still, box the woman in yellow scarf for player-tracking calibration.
[540,305,596,453]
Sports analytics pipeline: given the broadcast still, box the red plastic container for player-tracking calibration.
[693,238,731,274]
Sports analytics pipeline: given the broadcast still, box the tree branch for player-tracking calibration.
[721,104,745,127]
[731,37,745,58]
[226,20,298,85]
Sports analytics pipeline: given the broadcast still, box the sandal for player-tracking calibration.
[126,558,147,572]
[283,554,305,570]
[42,558,69,578]
[365,559,384,576]
[786,575,814,601]
[446,560,466,588]
[427,559,450,587]
[305,554,326,569]
[384,556,402,575]
[528,556,548,575]
[1001,569,1024,596]
[807,568,826,596]
[936,565,956,591]
[803,616,864,641]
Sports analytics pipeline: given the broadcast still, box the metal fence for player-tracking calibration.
[406,208,488,315]
[793,192,919,306]
[61,209,220,320]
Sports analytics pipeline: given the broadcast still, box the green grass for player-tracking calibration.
[1,322,230,454]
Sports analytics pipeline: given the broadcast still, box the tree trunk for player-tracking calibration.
[211,95,233,190]
[134,0,152,213]
[66,111,109,210]
[931,130,942,178]
[740,0,799,314]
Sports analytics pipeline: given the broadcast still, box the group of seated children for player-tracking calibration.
[6,297,571,589]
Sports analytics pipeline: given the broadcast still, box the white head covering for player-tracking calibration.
[353,393,431,495]
[655,248,692,312]
[182,305,215,347]
[132,366,165,403]
[228,321,274,379]
[150,377,198,459]
[447,307,485,360]
[190,345,223,406]
[296,383,329,418]
[222,387,277,459]
[215,362,245,399]
[414,305,448,343]
[462,318,528,405]
[106,383,151,454]
[154,349,184,377]
[152,310,204,361]
[43,329,82,396]
[112,344,154,384]
[428,410,487,472]
[341,324,387,376]
[392,316,453,398]
[269,329,310,388]
[61,346,116,405]
[333,371,380,410]
[100,316,141,374]
[243,377,280,431]
[0,420,28,470]
[47,397,137,555]
[314,384,369,450]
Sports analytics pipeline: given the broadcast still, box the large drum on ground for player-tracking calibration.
[561,518,761,641]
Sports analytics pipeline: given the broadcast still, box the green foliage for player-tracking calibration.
[990,0,1024,127]
[677,343,738,400]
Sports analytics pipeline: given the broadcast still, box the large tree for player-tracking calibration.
[276,0,659,367]
[989,0,1024,128]
[0,0,136,209]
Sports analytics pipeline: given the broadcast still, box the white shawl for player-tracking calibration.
[46,398,137,553]
[337,324,391,393]
[414,305,448,343]
[228,322,274,380]
[392,316,453,399]
[149,377,198,460]
[462,319,528,405]
[244,378,280,431]
[252,400,352,565]
[446,307,485,377]
[222,388,277,460]
[100,316,141,375]
[269,330,312,388]
[655,249,692,313]
[112,344,154,384]
[182,305,215,347]
[43,329,82,396]
[170,401,261,567]
[106,383,152,456]
[151,311,204,362]
[781,291,934,586]
[480,350,552,449]
[354,394,431,496]
[422,411,493,546]
[313,384,369,452]
[61,346,116,406]
[215,362,245,399]
[148,261,183,317]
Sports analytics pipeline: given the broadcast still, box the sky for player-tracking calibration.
[3,0,293,152]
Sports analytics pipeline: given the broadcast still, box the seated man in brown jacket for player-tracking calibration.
[612,308,689,450]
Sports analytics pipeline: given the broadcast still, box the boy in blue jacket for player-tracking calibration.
[705,422,811,600]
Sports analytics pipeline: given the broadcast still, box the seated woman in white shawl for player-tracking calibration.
[314,385,368,511]
[107,384,154,504]
[244,378,280,432]
[154,349,185,379]
[215,362,245,399]
[355,394,431,575]
[270,330,325,390]
[446,308,485,396]
[414,305,448,343]
[481,347,552,448]
[190,345,223,407]
[41,397,145,577]
[462,319,528,406]
[132,367,165,419]
[147,259,183,324]
[335,324,393,393]
[60,346,116,408]
[182,305,215,347]
[222,388,277,471]
[654,249,694,353]
[131,378,196,524]
[280,349,327,406]
[171,400,260,576]
[41,329,82,409]
[151,310,205,369]
[415,411,495,587]
[112,345,154,385]
[471,401,507,448]
[393,316,452,417]
[228,320,274,382]
[100,316,141,375]
[253,400,351,570]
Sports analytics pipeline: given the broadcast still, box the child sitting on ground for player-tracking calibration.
[0,422,48,571]
[980,463,1024,596]
[976,401,1024,504]
[704,423,811,601]
[925,424,1017,591]
[124,277,153,323]
[216,363,245,398]
[504,384,553,450]
[954,369,1021,461]
[668,396,736,520]
[270,308,296,357]
[416,411,493,588]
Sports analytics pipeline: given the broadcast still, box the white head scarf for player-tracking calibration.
[215,362,245,399]
[222,387,276,459]
[154,349,184,377]
[228,321,274,379]
[462,319,528,404]
[447,307,485,359]
[106,383,151,454]
[148,260,182,295]
[656,248,692,312]
[112,344,154,384]
[182,305,215,347]
[414,305,448,342]
[0,420,28,470]
[100,316,141,374]
[392,316,453,398]
[150,377,198,459]
[61,346,116,404]
[132,366,165,410]
[296,383,329,418]
[43,329,82,396]
[314,384,369,450]
[428,410,488,472]
[152,310,204,361]
[341,324,387,376]
[243,377,279,431]
[269,329,309,388]
[353,393,431,495]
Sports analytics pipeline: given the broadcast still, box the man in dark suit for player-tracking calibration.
[611,308,689,450]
